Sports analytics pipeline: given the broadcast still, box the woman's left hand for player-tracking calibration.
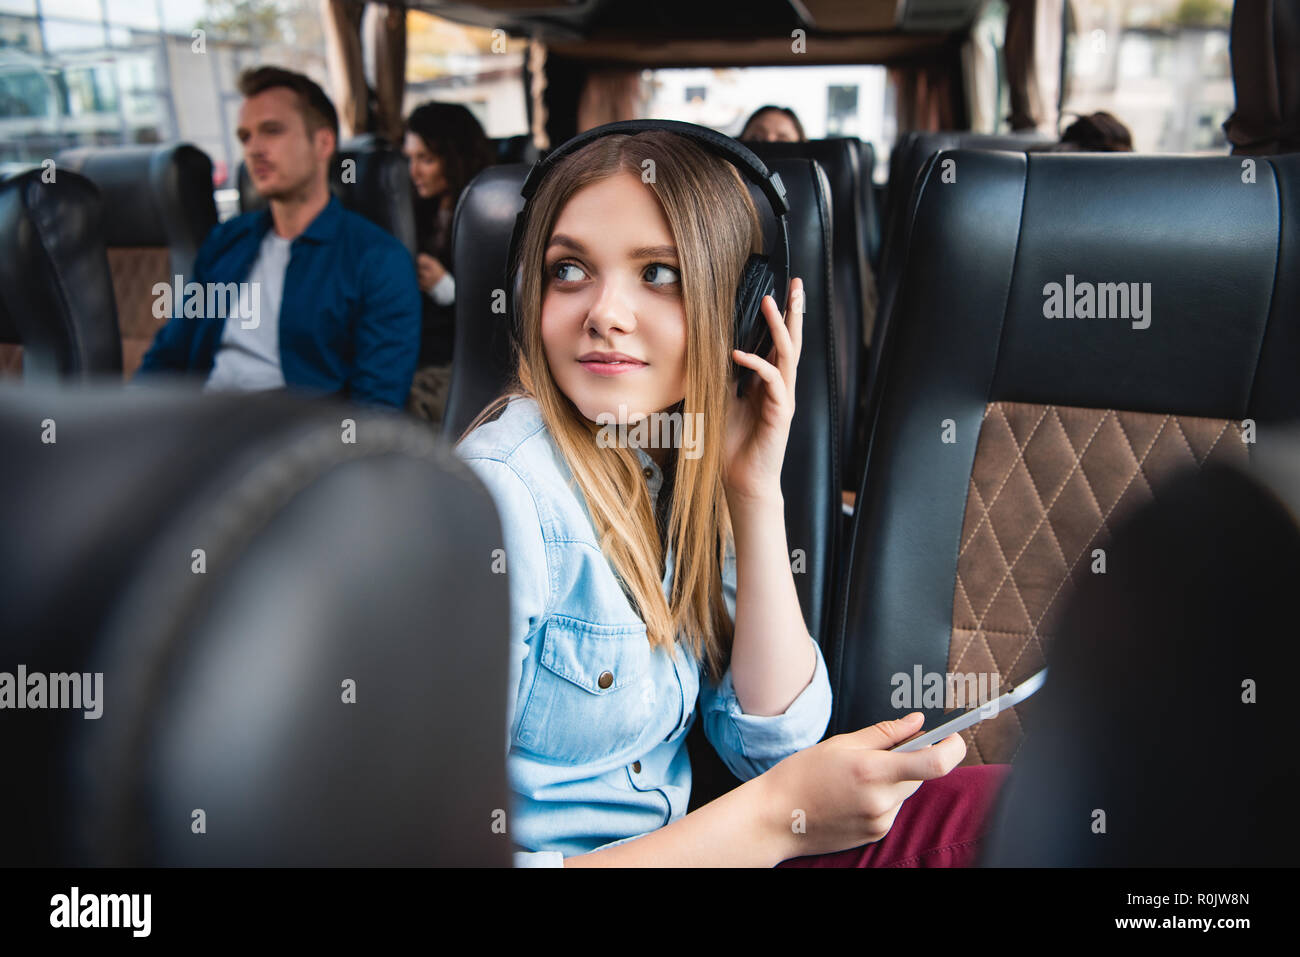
[723,276,803,504]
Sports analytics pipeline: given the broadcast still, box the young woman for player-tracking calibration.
[455,127,1007,867]
[402,102,494,420]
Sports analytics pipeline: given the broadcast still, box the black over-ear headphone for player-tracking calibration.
[505,119,790,398]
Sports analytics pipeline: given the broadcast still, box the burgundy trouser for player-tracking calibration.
[775,763,1011,868]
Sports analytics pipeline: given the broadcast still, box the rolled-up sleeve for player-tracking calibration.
[697,535,832,782]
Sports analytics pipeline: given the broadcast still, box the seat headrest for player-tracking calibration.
[0,384,510,865]
[919,149,1297,419]
[57,144,217,273]
[443,164,528,440]
[0,169,121,377]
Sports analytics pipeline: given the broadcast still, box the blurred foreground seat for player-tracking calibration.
[983,444,1300,866]
[0,384,509,865]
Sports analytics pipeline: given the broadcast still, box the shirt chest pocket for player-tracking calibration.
[513,616,657,765]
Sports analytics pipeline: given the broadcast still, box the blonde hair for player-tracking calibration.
[458,131,763,682]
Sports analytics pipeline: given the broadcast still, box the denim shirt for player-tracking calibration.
[455,396,832,867]
[136,195,420,408]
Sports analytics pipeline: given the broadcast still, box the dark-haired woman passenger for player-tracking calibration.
[738,105,806,143]
[402,102,494,422]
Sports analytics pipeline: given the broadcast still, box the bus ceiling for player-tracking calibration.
[405,1,980,66]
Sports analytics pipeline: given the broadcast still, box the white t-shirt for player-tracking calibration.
[204,230,293,392]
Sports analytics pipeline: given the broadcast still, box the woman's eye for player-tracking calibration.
[643,263,680,286]
[552,262,587,282]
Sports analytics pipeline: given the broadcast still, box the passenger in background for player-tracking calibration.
[402,102,495,423]
[1051,111,1134,152]
[136,67,420,408]
[738,105,806,143]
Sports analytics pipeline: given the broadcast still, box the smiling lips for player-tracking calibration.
[578,352,647,376]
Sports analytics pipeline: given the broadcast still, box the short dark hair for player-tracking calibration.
[1057,111,1133,152]
[237,66,339,147]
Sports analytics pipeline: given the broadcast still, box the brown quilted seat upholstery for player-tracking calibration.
[108,247,173,378]
[950,402,1247,764]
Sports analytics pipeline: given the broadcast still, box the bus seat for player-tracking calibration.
[0,168,122,380]
[0,384,510,865]
[237,137,418,260]
[751,139,872,491]
[832,149,1300,768]
[57,144,218,379]
[983,451,1300,865]
[876,131,1054,354]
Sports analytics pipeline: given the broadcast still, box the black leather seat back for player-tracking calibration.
[0,385,510,865]
[751,139,869,486]
[238,137,418,259]
[833,150,1300,770]
[984,455,1300,865]
[57,144,217,378]
[876,131,1053,349]
[442,164,529,441]
[0,169,121,379]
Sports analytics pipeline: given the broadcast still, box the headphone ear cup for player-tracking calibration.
[732,254,776,397]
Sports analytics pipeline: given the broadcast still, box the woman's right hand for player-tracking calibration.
[757,712,967,861]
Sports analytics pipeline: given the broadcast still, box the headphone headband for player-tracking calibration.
[519,119,789,216]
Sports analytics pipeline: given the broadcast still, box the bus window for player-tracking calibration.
[404,10,528,141]
[640,65,891,181]
[1062,0,1233,152]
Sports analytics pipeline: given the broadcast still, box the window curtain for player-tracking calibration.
[1222,0,1300,155]
[322,0,406,143]
[887,59,963,134]
[576,69,643,133]
[1004,0,1061,133]
[527,39,551,151]
[322,0,367,139]
[963,20,1002,133]
[364,3,407,145]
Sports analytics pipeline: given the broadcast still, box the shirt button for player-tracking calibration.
[597,670,614,689]
[642,467,654,479]
[632,761,642,773]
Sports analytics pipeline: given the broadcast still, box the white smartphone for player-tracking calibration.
[889,668,1049,752]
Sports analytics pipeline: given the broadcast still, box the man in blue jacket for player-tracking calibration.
[136,66,420,408]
